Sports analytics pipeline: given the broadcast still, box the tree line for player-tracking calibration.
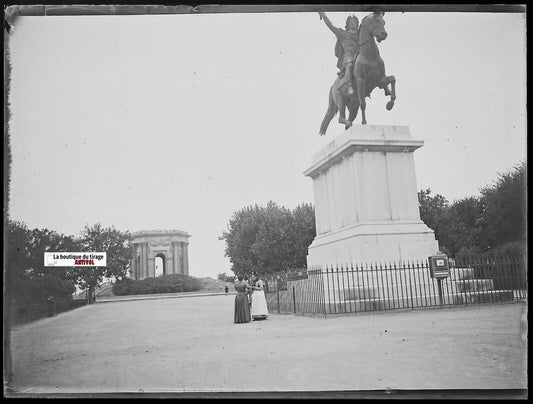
[6,161,525,302]
[220,162,526,278]
[6,221,131,306]
[418,161,525,258]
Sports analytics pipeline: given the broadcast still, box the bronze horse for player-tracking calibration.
[319,12,396,135]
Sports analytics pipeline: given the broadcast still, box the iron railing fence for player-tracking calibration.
[265,256,527,316]
[455,256,527,300]
[10,299,88,325]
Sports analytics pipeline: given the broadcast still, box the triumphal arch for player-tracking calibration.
[130,230,190,280]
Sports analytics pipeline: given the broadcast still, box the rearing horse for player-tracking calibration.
[354,11,396,124]
[319,12,396,135]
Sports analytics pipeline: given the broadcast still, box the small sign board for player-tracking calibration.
[428,255,450,278]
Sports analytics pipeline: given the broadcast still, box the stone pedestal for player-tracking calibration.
[304,125,439,268]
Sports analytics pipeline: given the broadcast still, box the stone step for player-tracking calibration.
[455,279,495,292]
[325,278,495,300]
[449,267,475,280]
[323,290,515,313]
[314,265,524,284]
[317,267,476,286]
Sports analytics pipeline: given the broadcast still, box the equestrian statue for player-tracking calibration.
[318,11,396,135]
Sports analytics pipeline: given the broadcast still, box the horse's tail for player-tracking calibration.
[319,87,338,135]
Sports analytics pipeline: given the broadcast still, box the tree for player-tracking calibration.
[7,220,78,305]
[71,223,132,303]
[445,196,485,256]
[250,202,294,275]
[220,201,316,277]
[221,205,262,276]
[417,161,526,258]
[217,272,235,283]
[6,220,32,272]
[286,203,316,269]
[417,189,451,254]
[479,161,526,249]
[7,220,32,306]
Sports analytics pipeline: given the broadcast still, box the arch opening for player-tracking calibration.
[155,253,166,277]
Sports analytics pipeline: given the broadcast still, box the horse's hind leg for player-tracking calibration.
[319,87,338,135]
[379,75,396,110]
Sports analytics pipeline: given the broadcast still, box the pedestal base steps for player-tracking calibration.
[319,266,516,314]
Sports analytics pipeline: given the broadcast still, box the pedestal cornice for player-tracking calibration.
[304,125,424,179]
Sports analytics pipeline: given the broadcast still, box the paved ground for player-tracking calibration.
[7,294,527,394]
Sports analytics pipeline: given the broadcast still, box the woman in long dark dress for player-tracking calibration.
[234,276,251,324]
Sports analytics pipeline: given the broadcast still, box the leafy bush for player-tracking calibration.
[13,272,76,306]
[112,274,202,296]
[480,241,525,260]
[217,272,236,283]
[456,241,525,262]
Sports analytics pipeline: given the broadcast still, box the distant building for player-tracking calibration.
[130,229,190,280]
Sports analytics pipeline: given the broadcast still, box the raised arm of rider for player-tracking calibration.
[319,12,342,37]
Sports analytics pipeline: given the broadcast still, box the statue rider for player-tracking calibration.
[318,11,359,96]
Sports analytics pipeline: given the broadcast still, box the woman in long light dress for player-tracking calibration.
[251,277,269,320]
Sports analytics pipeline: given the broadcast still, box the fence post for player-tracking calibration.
[461,258,468,306]
[292,285,296,313]
[407,261,415,309]
[325,266,331,315]
[320,267,327,317]
[276,285,280,314]
[437,279,444,307]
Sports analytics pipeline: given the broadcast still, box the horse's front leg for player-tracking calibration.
[379,75,396,110]
[337,98,352,129]
[347,96,359,127]
[355,77,367,124]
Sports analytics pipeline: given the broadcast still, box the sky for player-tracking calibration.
[7,7,527,279]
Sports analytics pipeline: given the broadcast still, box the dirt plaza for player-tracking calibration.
[7,294,527,394]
